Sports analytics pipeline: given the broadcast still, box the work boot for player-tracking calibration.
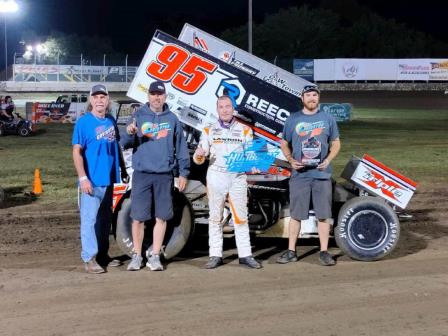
[276,250,298,264]
[319,251,336,266]
[146,254,164,271]
[84,258,106,274]
[127,253,143,271]
[204,256,224,269]
[239,256,262,269]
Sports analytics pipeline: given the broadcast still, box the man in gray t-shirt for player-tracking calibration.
[277,85,341,266]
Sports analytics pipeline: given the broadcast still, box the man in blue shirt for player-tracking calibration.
[277,85,341,266]
[72,84,127,274]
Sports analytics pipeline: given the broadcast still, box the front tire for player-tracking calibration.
[334,196,400,261]
[115,190,194,259]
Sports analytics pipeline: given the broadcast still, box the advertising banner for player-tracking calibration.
[30,103,72,124]
[127,30,300,148]
[178,23,312,98]
[13,64,138,82]
[397,59,430,81]
[429,60,448,80]
[335,59,366,81]
[320,103,351,122]
[293,59,314,81]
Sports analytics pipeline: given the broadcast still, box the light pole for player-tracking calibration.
[0,0,19,81]
[248,0,252,54]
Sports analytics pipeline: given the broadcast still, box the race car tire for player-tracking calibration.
[115,189,194,260]
[334,196,400,261]
[18,126,31,137]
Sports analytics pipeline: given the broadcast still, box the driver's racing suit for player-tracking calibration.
[194,119,253,258]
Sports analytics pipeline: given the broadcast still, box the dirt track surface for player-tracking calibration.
[1,184,448,336]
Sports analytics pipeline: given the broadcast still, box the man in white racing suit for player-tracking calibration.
[193,95,262,269]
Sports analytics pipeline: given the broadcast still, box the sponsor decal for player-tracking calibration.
[229,58,260,76]
[193,32,209,52]
[350,155,416,209]
[244,94,290,124]
[263,72,300,96]
[216,78,246,107]
[141,122,171,139]
[219,50,233,62]
[361,168,404,202]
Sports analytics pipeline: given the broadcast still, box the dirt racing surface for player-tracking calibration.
[1,183,448,336]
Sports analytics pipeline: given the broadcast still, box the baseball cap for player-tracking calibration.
[301,85,320,96]
[148,81,166,94]
[90,84,109,96]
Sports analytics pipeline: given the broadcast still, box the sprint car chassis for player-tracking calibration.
[112,146,417,262]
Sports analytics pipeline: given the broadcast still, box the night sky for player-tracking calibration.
[3,0,448,67]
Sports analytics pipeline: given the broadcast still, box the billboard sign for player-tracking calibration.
[293,59,314,81]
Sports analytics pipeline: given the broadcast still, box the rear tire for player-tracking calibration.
[334,196,400,261]
[18,126,30,137]
[115,189,194,259]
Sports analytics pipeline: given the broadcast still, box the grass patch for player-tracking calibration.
[0,124,77,207]
[335,107,448,185]
[0,107,447,207]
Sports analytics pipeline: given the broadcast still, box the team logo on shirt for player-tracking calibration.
[141,122,171,139]
[95,125,116,142]
[295,121,325,137]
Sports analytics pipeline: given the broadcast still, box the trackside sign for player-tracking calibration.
[127,30,300,147]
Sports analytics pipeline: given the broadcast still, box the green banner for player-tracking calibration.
[320,103,351,122]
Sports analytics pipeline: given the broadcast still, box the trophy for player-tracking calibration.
[301,137,322,168]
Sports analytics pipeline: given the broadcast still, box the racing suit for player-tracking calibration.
[194,119,253,258]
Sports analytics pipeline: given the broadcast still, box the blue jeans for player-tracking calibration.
[80,186,113,262]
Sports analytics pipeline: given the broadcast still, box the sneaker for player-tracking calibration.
[276,250,298,264]
[84,258,106,274]
[239,256,262,269]
[319,251,336,266]
[108,259,122,267]
[127,253,143,271]
[146,254,164,271]
[205,256,224,269]
[97,255,122,268]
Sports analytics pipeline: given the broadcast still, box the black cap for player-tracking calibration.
[301,85,320,96]
[148,81,166,94]
[90,84,109,96]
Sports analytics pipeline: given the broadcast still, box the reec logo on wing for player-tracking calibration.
[245,93,290,122]
[216,78,246,107]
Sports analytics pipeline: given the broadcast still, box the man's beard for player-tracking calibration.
[303,100,318,111]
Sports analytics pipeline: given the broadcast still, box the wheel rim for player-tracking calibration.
[347,210,388,250]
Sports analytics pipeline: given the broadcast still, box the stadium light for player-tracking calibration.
[0,0,19,80]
